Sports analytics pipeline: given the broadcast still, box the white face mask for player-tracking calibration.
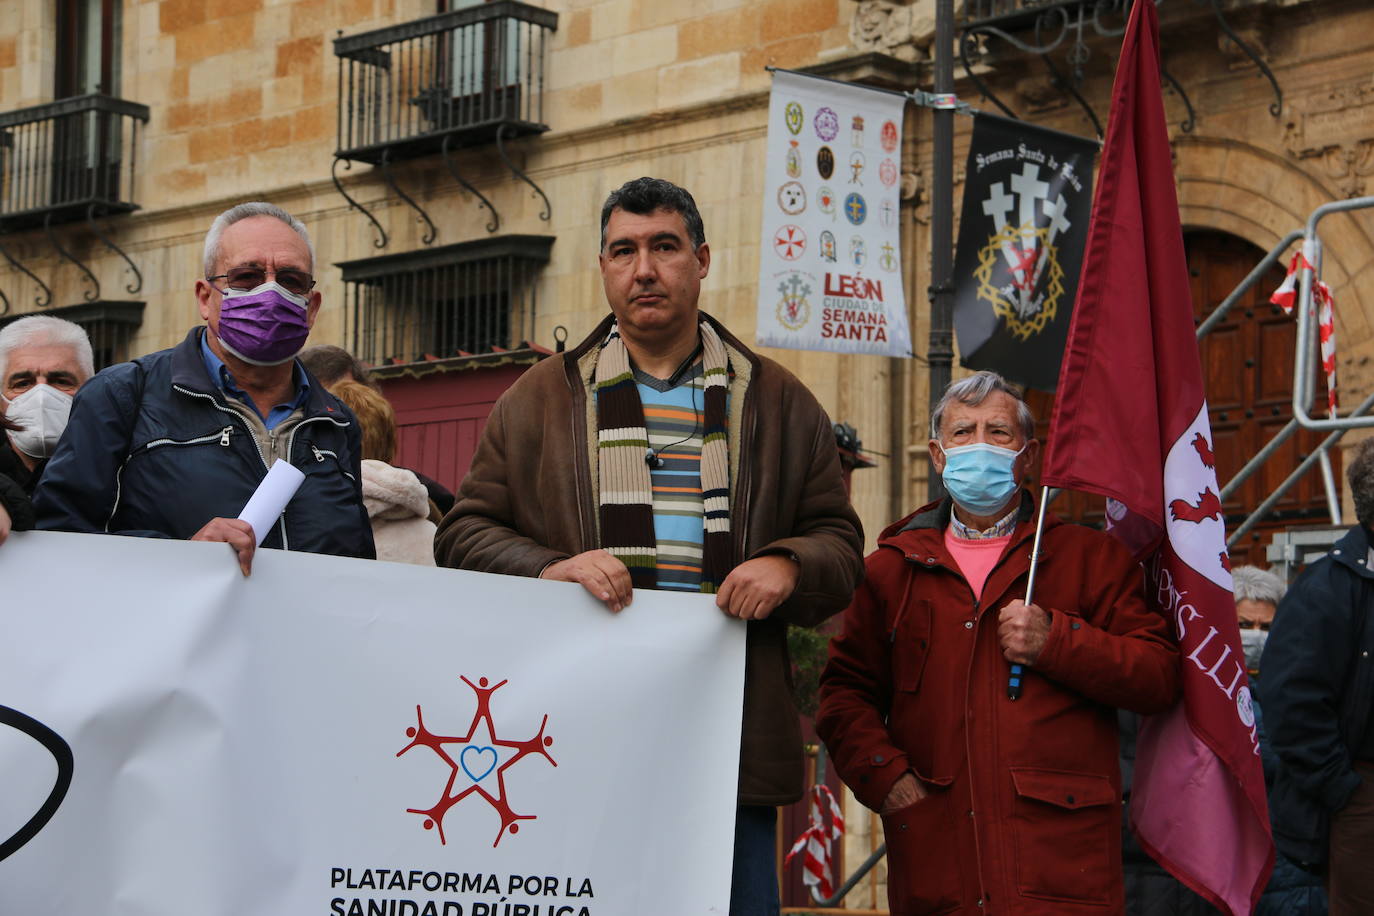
[4,384,74,459]
[1239,627,1268,673]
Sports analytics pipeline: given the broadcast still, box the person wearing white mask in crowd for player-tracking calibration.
[1232,564,1283,675]
[34,202,373,573]
[0,315,93,494]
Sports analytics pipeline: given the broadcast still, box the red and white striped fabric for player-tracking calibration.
[784,784,845,900]
[1271,245,1338,417]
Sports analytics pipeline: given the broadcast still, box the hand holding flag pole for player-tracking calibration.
[1008,485,1052,700]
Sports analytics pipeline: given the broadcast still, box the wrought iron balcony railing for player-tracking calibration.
[0,94,151,232]
[334,0,558,165]
[961,0,1131,31]
[956,0,1280,137]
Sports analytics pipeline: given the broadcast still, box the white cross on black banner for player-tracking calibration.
[952,113,1098,391]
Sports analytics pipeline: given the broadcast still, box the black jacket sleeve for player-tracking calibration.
[1262,558,1364,813]
[33,363,170,538]
[0,472,34,530]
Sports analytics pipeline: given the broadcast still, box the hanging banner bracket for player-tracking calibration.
[911,90,970,112]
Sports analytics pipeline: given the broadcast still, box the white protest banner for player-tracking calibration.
[0,531,746,916]
[755,69,913,357]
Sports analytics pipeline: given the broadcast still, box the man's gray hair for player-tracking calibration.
[1231,565,1286,606]
[202,202,315,276]
[1348,437,1374,528]
[0,315,94,384]
[929,370,1036,440]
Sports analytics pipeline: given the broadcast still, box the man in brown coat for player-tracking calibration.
[436,177,864,914]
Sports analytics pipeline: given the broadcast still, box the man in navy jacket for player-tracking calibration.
[1263,436,1374,914]
[35,202,374,571]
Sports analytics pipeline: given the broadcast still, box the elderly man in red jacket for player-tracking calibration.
[817,371,1180,916]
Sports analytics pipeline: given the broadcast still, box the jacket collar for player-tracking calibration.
[171,327,221,393]
[879,489,1050,556]
[170,327,343,423]
[565,311,762,375]
[893,488,1038,534]
[1330,524,1374,579]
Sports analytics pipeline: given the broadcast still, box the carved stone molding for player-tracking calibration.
[1015,75,1070,114]
[1312,142,1374,199]
[900,170,921,203]
[1284,77,1374,197]
[849,0,944,63]
[1217,26,1268,69]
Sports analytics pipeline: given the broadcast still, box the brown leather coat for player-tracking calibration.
[435,313,865,804]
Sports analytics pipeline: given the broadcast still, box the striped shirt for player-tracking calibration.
[635,364,710,591]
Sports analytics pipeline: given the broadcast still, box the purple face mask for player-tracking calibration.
[214,281,312,366]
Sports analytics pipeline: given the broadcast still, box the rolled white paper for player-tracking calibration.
[236,459,307,545]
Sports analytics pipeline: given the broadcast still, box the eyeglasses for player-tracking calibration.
[1236,620,1271,631]
[207,266,315,297]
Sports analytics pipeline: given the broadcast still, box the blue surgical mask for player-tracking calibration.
[940,442,1025,518]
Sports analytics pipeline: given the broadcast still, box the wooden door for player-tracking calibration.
[1024,230,1335,568]
[379,361,537,496]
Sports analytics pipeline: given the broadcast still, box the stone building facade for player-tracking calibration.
[2,0,1373,908]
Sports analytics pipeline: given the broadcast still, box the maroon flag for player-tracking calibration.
[1040,1,1273,913]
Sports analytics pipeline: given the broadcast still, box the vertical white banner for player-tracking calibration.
[0,532,746,916]
[755,70,912,357]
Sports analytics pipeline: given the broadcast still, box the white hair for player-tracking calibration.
[202,202,315,277]
[0,315,94,383]
[1231,565,1287,606]
[930,370,1036,440]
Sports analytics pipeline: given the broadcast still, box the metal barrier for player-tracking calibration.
[1218,196,1374,542]
[788,744,888,910]
[1292,196,1374,431]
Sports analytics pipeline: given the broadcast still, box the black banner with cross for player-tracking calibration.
[953,113,1098,391]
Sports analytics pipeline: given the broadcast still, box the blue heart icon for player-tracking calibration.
[460,745,498,782]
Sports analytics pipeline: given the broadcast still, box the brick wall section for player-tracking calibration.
[543,0,852,132]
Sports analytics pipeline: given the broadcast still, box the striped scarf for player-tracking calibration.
[594,322,732,592]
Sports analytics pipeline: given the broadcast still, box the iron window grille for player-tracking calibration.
[337,235,553,367]
[0,300,144,371]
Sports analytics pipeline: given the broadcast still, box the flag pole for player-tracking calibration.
[926,0,955,501]
[1024,484,1051,603]
[1008,485,1051,700]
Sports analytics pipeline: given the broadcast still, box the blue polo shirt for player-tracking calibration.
[199,333,310,432]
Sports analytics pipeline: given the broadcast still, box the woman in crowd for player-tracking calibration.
[326,380,437,567]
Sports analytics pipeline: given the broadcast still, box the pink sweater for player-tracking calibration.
[943,527,1012,600]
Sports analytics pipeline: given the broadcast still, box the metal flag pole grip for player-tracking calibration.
[1009,486,1052,700]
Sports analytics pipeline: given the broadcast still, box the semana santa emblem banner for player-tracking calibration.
[0,532,746,916]
[953,113,1096,390]
[755,69,913,357]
